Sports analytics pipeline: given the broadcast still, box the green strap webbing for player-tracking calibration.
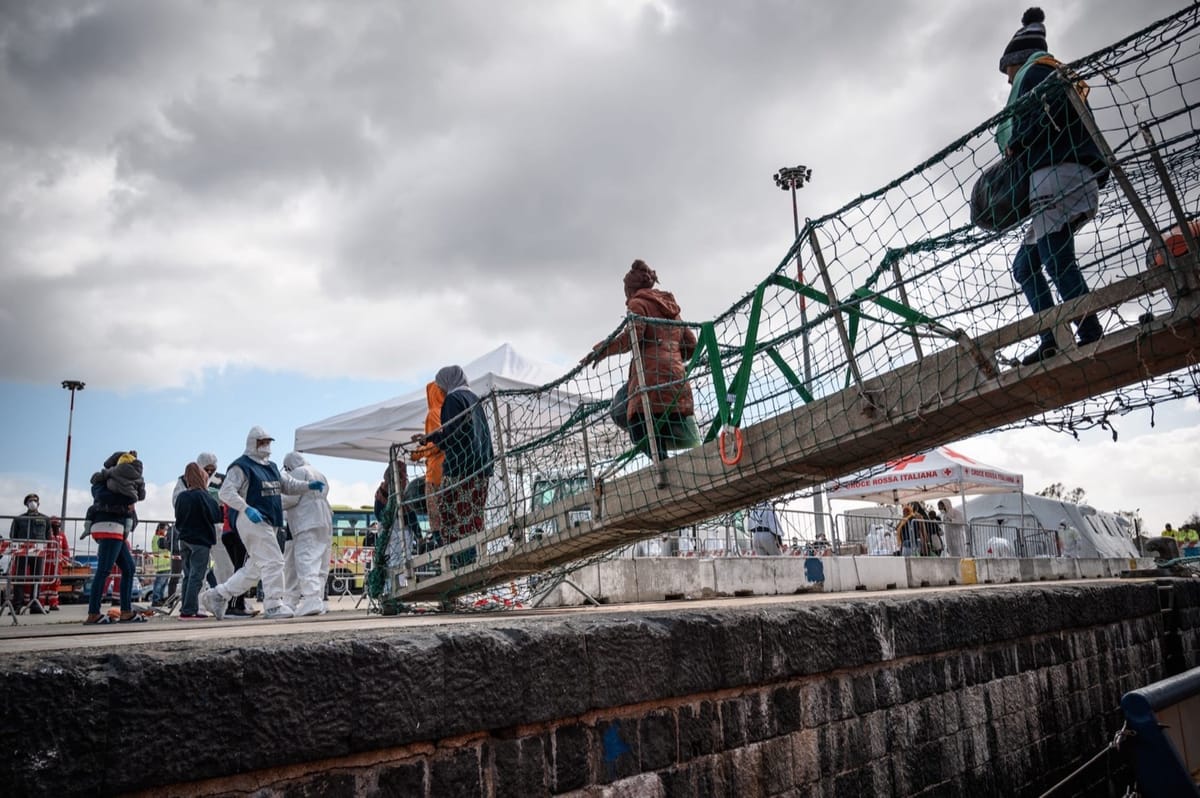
[766,347,814,404]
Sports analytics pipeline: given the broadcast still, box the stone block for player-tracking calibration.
[759,736,795,795]
[639,709,677,772]
[552,723,591,793]
[490,735,548,798]
[678,701,720,761]
[851,672,877,715]
[597,718,640,784]
[772,685,803,734]
[596,772,666,798]
[282,772,357,798]
[692,755,731,796]
[374,760,426,797]
[658,766,693,798]
[791,729,820,784]
[726,745,765,798]
[800,681,830,728]
[445,624,592,733]
[429,747,483,798]
[873,669,903,708]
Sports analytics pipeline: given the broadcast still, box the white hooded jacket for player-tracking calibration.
[280,452,333,534]
[219,426,310,516]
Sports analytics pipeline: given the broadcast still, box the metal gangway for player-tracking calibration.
[388,6,1200,603]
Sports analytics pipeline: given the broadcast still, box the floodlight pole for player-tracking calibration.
[60,380,85,522]
[773,165,826,538]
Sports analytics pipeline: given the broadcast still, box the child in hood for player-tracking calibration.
[91,451,147,503]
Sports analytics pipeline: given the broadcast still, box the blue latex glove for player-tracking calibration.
[243,506,264,525]
[308,480,325,492]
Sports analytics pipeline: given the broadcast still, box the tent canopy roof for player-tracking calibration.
[826,446,1023,504]
[294,343,591,462]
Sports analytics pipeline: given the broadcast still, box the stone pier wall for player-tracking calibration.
[2,579,1197,797]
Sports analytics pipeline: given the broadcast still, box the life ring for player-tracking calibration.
[719,427,744,466]
[1147,219,1200,267]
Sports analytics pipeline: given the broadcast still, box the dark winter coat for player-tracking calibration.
[174,489,222,547]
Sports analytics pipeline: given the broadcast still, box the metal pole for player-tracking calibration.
[489,393,518,530]
[777,166,825,538]
[791,183,814,383]
[60,380,85,521]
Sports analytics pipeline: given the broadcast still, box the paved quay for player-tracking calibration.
[0,577,1139,655]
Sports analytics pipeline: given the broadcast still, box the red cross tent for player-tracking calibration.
[825,446,1024,505]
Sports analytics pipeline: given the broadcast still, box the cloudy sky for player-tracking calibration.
[1,0,1196,544]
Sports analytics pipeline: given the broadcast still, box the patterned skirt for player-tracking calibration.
[441,473,489,543]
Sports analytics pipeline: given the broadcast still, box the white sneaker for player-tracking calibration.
[199,589,226,620]
[295,596,324,617]
[264,604,294,620]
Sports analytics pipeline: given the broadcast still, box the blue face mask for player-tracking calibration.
[26,500,38,512]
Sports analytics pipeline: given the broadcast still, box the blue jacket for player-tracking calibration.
[426,388,494,481]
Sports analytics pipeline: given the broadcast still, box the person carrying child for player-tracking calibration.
[84,451,146,625]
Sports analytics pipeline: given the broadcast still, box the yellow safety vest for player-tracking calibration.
[152,548,171,572]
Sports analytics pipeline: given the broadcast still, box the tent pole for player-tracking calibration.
[390,443,413,584]
[958,489,970,558]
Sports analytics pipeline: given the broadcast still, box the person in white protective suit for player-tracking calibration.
[280,452,333,617]
[200,427,325,620]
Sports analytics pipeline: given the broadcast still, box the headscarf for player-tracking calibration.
[434,365,469,393]
[623,259,659,298]
[184,462,209,491]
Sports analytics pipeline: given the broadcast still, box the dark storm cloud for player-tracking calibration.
[0,1,216,148]
[0,0,1189,388]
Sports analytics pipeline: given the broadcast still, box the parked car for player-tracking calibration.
[76,554,151,603]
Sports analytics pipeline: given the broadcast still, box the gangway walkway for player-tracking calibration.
[378,7,1200,603]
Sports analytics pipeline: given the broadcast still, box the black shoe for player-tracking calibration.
[28,603,45,615]
[1021,338,1058,366]
[1077,315,1103,346]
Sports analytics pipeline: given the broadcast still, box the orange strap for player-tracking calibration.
[719,428,745,466]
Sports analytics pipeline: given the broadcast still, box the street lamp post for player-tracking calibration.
[60,380,85,522]
[772,166,827,538]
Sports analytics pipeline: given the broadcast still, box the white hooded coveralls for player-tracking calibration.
[280,452,333,607]
[215,427,311,611]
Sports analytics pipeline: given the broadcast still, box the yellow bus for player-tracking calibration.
[328,505,376,595]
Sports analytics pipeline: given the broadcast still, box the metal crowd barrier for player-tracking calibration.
[0,539,69,624]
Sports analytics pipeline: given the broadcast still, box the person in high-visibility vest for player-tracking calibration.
[1178,526,1200,557]
[149,523,172,605]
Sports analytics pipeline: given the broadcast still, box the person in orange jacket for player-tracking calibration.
[411,380,446,538]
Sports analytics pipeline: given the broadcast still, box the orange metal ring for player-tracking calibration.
[719,428,744,466]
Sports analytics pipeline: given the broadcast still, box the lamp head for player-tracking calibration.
[773,165,813,190]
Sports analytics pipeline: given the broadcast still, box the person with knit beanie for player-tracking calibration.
[996,7,1107,366]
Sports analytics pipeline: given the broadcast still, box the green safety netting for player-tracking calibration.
[370,5,1200,610]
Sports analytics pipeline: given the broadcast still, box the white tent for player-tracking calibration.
[294,343,594,462]
[826,446,1024,504]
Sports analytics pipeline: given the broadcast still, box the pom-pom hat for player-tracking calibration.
[1000,7,1048,73]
